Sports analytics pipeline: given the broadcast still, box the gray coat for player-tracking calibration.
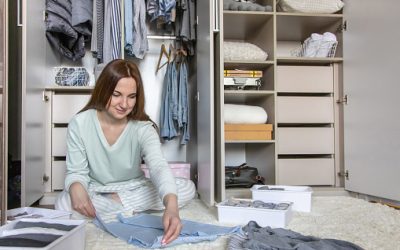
[45,0,92,61]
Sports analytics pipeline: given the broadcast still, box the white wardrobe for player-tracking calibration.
[206,0,400,203]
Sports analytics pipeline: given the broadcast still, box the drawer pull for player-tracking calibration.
[336,94,348,105]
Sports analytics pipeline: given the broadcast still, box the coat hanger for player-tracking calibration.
[168,43,175,63]
[156,43,170,73]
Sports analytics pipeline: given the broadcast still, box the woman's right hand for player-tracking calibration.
[69,182,96,218]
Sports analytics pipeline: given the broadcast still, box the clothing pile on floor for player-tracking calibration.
[94,213,364,249]
[228,221,364,250]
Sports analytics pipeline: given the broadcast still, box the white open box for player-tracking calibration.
[7,207,71,222]
[216,199,293,228]
[251,185,313,212]
[0,218,86,250]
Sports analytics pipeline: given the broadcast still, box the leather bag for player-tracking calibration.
[225,163,265,188]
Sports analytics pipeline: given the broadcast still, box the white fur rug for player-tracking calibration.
[85,196,400,250]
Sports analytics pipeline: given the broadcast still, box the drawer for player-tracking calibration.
[278,158,335,185]
[52,127,68,156]
[277,127,334,154]
[277,96,334,123]
[277,65,333,93]
[52,160,67,191]
[53,94,91,123]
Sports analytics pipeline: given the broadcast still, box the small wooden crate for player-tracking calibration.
[224,124,273,140]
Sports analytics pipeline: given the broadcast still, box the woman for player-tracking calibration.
[55,59,196,245]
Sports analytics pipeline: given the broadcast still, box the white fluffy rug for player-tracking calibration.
[85,196,400,250]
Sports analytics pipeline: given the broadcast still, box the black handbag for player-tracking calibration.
[225,163,265,188]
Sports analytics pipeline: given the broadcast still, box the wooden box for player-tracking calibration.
[225,124,273,140]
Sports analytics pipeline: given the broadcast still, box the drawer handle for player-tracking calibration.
[336,94,348,105]
[42,174,49,184]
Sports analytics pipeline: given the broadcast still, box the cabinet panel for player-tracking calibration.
[52,161,66,191]
[52,127,67,156]
[277,96,334,123]
[277,65,333,93]
[52,94,90,123]
[278,158,334,185]
[277,127,334,154]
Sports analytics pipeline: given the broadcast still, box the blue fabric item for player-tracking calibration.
[177,61,190,144]
[94,213,240,248]
[147,0,176,23]
[160,63,178,140]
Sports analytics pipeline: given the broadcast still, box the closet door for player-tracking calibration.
[196,0,215,206]
[343,0,400,201]
[0,0,7,225]
[20,0,47,206]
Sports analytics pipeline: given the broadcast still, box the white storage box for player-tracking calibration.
[0,218,86,249]
[7,207,71,221]
[251,185,313,212]
[216,198,293,228]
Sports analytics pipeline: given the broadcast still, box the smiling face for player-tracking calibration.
[105,77,137,121]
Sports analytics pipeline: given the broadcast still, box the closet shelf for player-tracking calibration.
[223,10,274,16]
[44,86,94,93]
[277,57,343,64]
[224,11,273,40]
[224,90,274,96]
[224,61,274,70]
[276,14,343,41]
[225,139,275,144]
[276,12,343,18]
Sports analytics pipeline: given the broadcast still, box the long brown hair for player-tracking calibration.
[80,59,150,121]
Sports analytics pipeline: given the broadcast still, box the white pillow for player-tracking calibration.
[277,0,344,14]
[224,41,268,61]
[224,104,268,124]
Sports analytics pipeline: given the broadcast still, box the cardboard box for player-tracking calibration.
[216,198,292,228]
[0,218,86,250]
[7,207,71,222]
[225,124,273,140]
[251,185,313,212]
[141,163,190,179]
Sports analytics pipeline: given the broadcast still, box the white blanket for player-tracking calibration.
[224,104,268,124]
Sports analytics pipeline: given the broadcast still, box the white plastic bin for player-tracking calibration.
[216,198,293,228]
[0,218,86,250]
[251,185,312,212]
[7,207,71,222]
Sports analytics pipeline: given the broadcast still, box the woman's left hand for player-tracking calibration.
[161,194,182,246]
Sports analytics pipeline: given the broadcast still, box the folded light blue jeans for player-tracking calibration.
[94,213,240,248]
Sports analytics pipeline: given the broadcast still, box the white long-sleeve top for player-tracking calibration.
[64,109,177,201]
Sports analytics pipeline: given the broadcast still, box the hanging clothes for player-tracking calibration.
[71,0,93,36]
[95,0,104,62]
[177,60,190,144]
[45,0,86,61]
[125,0,149,59]
[147,0,176,24]
[103,0,121,63]
[160,56,190,144]
[175,0,196,55]
[160,63,178,140]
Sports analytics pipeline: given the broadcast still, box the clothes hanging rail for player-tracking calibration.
[147,35,177,40]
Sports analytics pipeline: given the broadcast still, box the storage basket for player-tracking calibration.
[54,67,89,86]
[291,41,338,58]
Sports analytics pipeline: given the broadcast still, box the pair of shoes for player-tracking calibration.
[301,32,337,57]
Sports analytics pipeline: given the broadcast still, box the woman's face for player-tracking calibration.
[106,77,137,120]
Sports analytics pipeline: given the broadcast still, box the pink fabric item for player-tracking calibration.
[141,163,191,179]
